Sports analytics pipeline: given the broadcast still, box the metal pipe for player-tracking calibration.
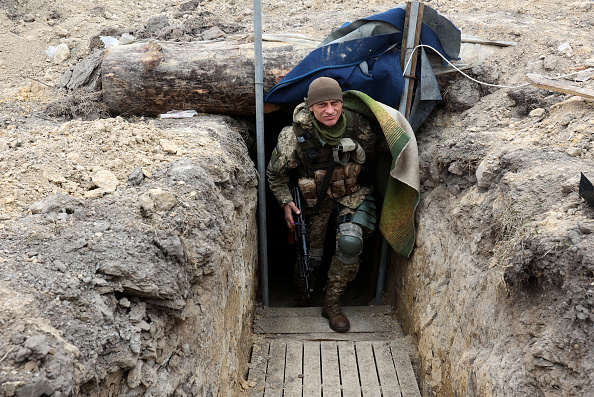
[375,238,390,305]
[253,0,269,306]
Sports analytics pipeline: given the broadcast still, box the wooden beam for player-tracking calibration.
[398,1,424,119]
[461,34,517,47]
[101,40,309,116]
[526,73,594,100]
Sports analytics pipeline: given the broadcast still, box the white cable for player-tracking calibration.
[404,44,591,90]
[403,44,529,88]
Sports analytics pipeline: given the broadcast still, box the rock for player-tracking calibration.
[128,167,145,186]
[119,297,131,308]
[53,43,71,64]
[566,147,582,157]
[543,55,558,71]
[529,108,545,118]
[14,380,55,397]
[127,361,143,388]
[446,77,480,112]
[448,161,464,176]
[476,159,500,189]
[10,333,26,345]
[155,232,185,261]
[91,170,118,192]
[24,335,51,359]
[140,363,158,387]
[2,381,18,397]
[146,14,169,33]
[57,122,70,134]
[84,189,105,199]
[159,139,179,154]
[202,26,226,41]
[561,113,574,126]
[129,332,141,354]
[561,175,580,194]
[23,14,35,22]
[62,181,79,193]
[129,302,146,323]
[576,305,589,320]
[43,170,67,185]
[54,26,69,38]
[138,193,156,217]
[179,1,199,11]
[578,221,594,234]
[142,188,177,213]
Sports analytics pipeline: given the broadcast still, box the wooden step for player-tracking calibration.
[244,340,421,397]
[253,305,404,340]
[244,306,421,397]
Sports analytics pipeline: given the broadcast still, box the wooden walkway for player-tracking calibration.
[243,306,421,397]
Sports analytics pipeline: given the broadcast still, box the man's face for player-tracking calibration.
[309,100,343,128]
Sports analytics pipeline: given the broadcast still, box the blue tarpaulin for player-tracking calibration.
[264,5,461,130]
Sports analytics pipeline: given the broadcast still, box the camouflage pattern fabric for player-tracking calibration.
[267,100,387,303]
[326,256,359,303]
[266,102,385,208]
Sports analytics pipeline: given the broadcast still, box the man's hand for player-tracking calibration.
[283,201,301,230]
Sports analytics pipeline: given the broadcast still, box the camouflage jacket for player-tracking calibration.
[266,102,387,209]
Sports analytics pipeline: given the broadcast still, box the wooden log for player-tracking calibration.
[102,40,312,116]
[526,73,594,100]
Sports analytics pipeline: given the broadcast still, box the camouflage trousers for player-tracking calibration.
[302,199,360,303]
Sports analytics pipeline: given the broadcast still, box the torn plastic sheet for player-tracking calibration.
[160,110,198,119]
[45,46,57,58]
[100,36,119,48]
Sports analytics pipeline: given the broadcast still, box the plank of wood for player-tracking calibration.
[264,342,286,397]
[400,0,424,119]
[390,343,422,397]
[256,305,392,318]
[526,73,594,100]
[461,34,517,47]
[254,315,390,334]
[337,341,362,397]
[246,341,270,397]
[355,342,382,397]
[372,342,402,397]
[303,342,322,397]
[283,341,303,397]
[320,341,341,397]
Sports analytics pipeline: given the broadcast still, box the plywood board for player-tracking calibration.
[303,341,322,397]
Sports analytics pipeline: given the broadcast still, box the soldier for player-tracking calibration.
[266,77,387,332]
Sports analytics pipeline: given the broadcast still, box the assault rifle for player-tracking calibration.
[289,184,314,298]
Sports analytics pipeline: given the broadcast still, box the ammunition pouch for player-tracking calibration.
[297,162,361,207]
[338,195,377,232]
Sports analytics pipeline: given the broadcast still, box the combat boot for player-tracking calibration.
[322,301,350,332]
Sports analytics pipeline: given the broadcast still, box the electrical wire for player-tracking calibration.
[404,43,592,90]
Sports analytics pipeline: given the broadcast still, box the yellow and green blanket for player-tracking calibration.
[343,90,420,257]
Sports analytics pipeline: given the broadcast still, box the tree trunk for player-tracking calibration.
[101,40,311,116]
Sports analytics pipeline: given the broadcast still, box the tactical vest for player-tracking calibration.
[293,109,360,177]
[294,110,363,206]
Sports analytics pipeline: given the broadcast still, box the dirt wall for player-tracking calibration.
[389,91,594,396]
[0,115,258,396]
